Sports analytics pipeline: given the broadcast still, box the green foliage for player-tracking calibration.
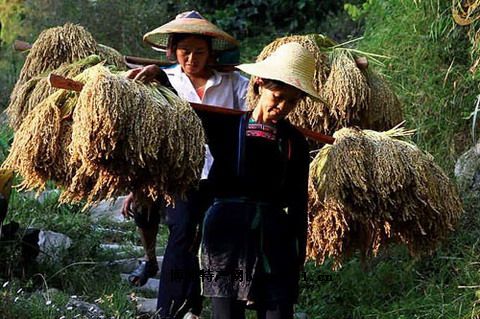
[344,0,375,21]
[197,0,346,38]
[357,0,477,172]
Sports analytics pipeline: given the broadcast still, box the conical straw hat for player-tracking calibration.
[236,42,322,100]
[143,11,239,51]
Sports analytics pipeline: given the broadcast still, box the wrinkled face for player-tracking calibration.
[257,83,303,123]
[176,36,210,77]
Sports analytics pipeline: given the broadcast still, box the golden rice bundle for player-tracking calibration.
[2,84,83,191]
[323,50,370,128]
[7,55,103,130]
[307,127,463,269]
[12,23,97,93]
[246,36,403,143]
[96,44,127,70]
[358,70,403,131]
[7,21,127,129]
[64,65,204,204]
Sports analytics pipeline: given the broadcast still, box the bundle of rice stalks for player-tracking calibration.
[7,23,127,129]
[246,35,403,143]
[1,69,91,191]
[96,44,127,70]
[358,70,403,131]
[7,55,103,130]
[65,65,204,205]
[323,50,370,128]
[12,23,97,93]
[307,127,463,269]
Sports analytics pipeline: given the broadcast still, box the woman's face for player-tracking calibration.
[175,36,210,77]
[256,82,303,123]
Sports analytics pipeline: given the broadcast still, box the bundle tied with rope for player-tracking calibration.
[3,64,205,206]
[7,23,126,130]
[245,35,403,142]
[307,127,463,269]
[2,65,98,191]
[66,65,205,204]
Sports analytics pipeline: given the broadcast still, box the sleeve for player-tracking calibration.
[231,71,249,111]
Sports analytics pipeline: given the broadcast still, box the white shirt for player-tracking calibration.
[164,64,249,179]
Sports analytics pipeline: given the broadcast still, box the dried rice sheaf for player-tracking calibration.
[11,24,97,95]
[65,65,205,205]
[323,50,370,128]
[2,84,84,191]
[359,70,403,131]
[7,55,103,130]
[307,127,463,269]
[7,22,127,129]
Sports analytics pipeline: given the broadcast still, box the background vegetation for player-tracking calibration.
[1,0,480,318]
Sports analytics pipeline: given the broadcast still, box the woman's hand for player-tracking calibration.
[122,192,135,219]
[124,64,161,83]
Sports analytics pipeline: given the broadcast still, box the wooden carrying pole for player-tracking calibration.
[47,73,335,144]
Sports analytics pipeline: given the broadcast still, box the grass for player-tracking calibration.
[356,0,477,173]
[0,177,170,318]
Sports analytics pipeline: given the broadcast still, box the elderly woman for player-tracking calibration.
[200,42,319,319]
[123,11,248,319]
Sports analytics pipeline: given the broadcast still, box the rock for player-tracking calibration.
[295,312,308,319]
[89,196,127,223]
[37,230,72,262]
[455,145,480,197]
[66,299,105,319]
[133,297,157,315]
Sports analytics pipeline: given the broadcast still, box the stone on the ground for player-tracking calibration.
[455,143,480,199]
[66,298,105,319]
[133,297,157,315]
[37,230,72,262]
[295,312,308,319]
[89,196,127,223]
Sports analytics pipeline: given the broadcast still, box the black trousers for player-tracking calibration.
[156,182,212,318]
[211,297,294,319]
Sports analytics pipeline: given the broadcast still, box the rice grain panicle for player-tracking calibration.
[307,127,463,269]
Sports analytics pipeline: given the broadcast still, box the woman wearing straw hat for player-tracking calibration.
[122,10,249,319]
[200,42,318,319]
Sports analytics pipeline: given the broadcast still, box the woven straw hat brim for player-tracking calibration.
[236,43,323,101]
[143,18,239,51]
